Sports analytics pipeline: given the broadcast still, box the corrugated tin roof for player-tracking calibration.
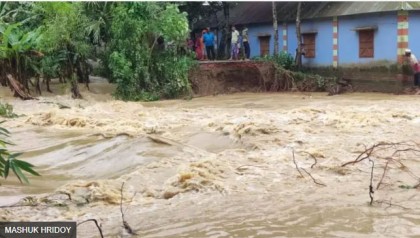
[195,1,420,29]
[306,1,420,18]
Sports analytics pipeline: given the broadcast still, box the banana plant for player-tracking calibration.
[0,121,40,183]
[0,22,41,90]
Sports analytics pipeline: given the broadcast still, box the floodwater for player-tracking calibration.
[1,80,420,237]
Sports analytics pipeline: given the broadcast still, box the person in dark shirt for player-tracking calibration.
[242,26,250,60]
[203,27,216,60]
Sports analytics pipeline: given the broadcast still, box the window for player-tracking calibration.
[302,33,316,58]
[259,36,270,56]
[359,30,374,58]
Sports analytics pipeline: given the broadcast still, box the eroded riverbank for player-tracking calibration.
[1,83,420,237]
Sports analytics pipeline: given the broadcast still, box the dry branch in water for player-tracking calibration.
[120,182,136,235]
[300,151,318,168]
[292,149,326,186]
[341,141,420,205]
[292,149,304,178]
[77,219,104,238]
[368,159,375,206]
[342,141,420,167]
[376,159,390,190]
[375,199,410,210]
[301,168,326,186]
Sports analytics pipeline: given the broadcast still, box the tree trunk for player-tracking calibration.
[46,76,52,93]
[67,59,82,99]
[66,44,82,99]
[295,2,303,69]
[6,74,35,100]
[219,2,230,59]
[70,74,82,99]
[84,61,90,91]
[76,58,90,90]
[0,64,6,86]
[35,75,41,95]
[273,2,279,56]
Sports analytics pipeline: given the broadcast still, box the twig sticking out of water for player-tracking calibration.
[368,159,375,206]
[120,182,136,235]
[375,199,409,210]
[341,141,420,205]
[341,141,420,167]
[292,149,304,178]
[301,168,326,186]
[376,159,390,190]
[292,149,326,186]
[77,219,104,238]
[300,151,318,168]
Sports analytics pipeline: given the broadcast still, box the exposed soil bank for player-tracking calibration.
[190,61,416,96]
[305,64,415,93]
[189,61,275,96]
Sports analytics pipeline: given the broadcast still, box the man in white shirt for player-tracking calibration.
[229,26,240,60]
[405,49,420,87]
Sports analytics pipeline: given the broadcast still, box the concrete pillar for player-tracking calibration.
[282,22,288,52]
[397,10,409,64]
[332,16,338,68]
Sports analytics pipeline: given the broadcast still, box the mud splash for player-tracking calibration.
[1,82,420,237]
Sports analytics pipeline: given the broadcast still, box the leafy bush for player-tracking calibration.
[272,52,295,70]
[254,52,295,70]
[0,102,18,118]
[107,2,194,101]
[0,122,39,183]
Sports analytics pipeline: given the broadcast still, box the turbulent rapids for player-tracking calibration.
[1,81,420,237]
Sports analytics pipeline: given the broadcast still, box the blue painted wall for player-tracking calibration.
[338,12,397,65]
[299,19,332,66]
[287,23,297,58]
[409,11,420,58]
[247,23,281,58]
[250,20,332,66]
[245,11,405,66]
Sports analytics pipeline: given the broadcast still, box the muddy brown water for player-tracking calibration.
[1,81,420,237]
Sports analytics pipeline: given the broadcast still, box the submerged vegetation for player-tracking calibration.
[0,2,194,101]
[0,102,18,118]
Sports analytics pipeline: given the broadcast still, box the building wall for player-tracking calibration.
[245,11,418,67]
[284,20,332,66]
[286,23,297,58]
[300,19,333,66]
[408,11,420,58]
[338,12,397,65]
[247,23,281,58]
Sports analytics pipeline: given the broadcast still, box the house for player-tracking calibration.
[198,2,420,68]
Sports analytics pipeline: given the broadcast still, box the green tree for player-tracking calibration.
[36,2,92,98]
[0,2,95,98]
[0,21,41,92]
[108,2,194,101]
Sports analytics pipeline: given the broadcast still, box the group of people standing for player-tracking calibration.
[189,25,250,61]
[190,27,216,61]
[229,25,250,61]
